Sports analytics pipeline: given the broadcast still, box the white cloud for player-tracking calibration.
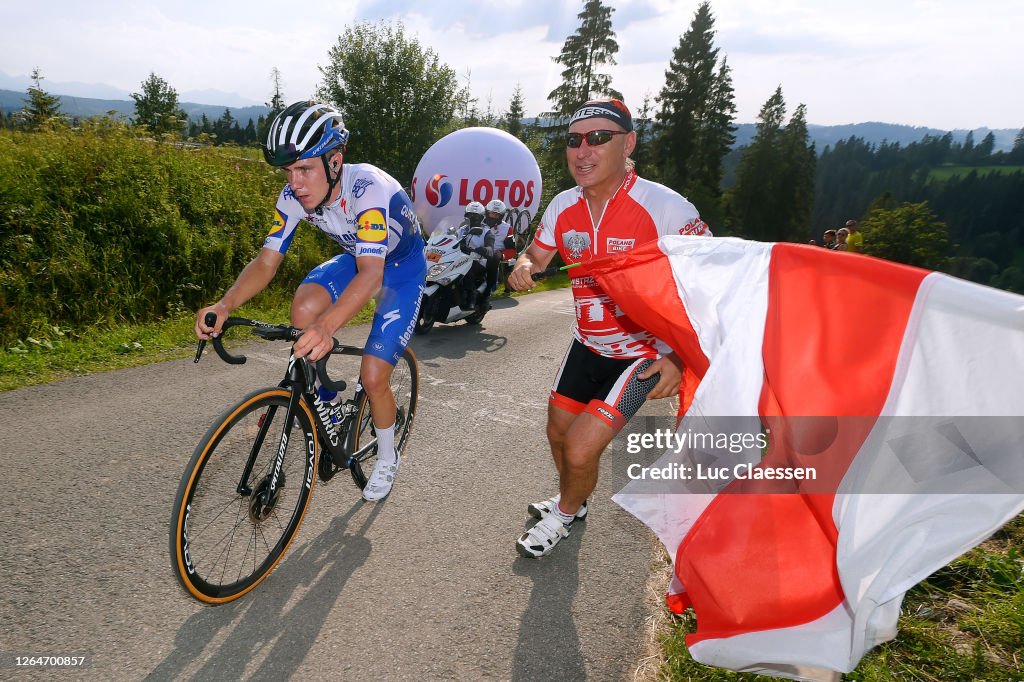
[1,0,1021,129]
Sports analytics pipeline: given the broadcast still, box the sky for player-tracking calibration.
[2,0,1022,131]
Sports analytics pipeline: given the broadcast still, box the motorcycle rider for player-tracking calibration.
[483,199,516,295]
[459,201,495,310]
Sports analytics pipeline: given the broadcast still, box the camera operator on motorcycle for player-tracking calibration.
[483,199,516,296]
[459,201,496,310]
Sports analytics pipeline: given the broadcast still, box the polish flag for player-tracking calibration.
[582,237,1024,680]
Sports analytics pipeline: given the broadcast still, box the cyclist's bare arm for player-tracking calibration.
[508,242,556,291]
[196,248,284,339]
[292,255,385,362]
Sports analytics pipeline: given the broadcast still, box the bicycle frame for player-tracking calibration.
[238,344,381,508]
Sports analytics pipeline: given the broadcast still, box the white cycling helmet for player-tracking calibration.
[263,101,349,167]
[485,199,506,215]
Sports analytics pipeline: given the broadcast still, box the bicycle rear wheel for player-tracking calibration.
[348,347,419,488]
[513,210,532,253]
[169,388,318,604]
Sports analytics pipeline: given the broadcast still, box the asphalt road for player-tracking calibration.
[0,288,673,681]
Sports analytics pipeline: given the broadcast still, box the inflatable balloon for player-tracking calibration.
[411,127,542,236]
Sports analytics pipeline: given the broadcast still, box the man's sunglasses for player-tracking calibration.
[566,130,629,148]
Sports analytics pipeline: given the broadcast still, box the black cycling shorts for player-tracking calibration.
[550,339,660,431]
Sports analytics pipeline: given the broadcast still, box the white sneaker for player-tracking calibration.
[527,494,588,521]
[362,455,400,502]
[516,513,571,558]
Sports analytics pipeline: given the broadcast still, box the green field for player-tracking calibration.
[928,165,1024,181]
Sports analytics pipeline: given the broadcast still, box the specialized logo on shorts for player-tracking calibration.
[425,174,453,208]
[356,208,388,242]
[606,237,634,253]
[352,178,374,198]
[563,230,592,260]
[380,309,401,331]
[268,209,287,237]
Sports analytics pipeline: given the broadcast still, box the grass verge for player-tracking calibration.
[0,277,571,392]
[652,515,1023,681]
[0,300,376,392]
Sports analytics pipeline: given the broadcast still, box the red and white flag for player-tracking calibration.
[583,237,1024,680]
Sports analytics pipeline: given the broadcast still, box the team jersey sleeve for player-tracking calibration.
[657,193,712,238]
[532,202,559,251]
[262,185,306,254]
[350,170,396,260]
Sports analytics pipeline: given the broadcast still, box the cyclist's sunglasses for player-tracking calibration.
[566,130,629,148]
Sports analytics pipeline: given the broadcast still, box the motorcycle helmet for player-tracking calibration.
[465,201,486,228]
[484,199,506,227]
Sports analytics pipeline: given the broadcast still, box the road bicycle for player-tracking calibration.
[169,314,418,605]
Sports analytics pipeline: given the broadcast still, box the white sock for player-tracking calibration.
[553,503,575,526]
[375,423,397,465]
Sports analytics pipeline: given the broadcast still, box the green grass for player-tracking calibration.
[0,277,572,392]
[928,165,1024,182]
[654,515,1024,681]
[0,300,376,392]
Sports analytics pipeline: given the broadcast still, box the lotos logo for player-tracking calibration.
[357,208,388,242]
[425,174,453,207]
[456,178,535,208]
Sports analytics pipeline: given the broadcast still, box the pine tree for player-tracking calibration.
[728,86,787,240]
[267,67,286,116]
[546,0,622,120]
[23,68,63,130]
[214,108,236,144]
[502,83,526,139]
[778,103,816,240]
[131,72,187,136]
[633,92,657,178]
[654,2,736,224]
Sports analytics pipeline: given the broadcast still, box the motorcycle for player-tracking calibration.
[414,224,492,334]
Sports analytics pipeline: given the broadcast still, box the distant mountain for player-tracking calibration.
[0,89,270,126]
[3,88,1017,153]
[734,122,1018,153]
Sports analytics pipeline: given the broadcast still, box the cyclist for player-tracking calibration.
[195,100,426,502]
[507,98,712,558]
[459,201,495,309]
[483,199,516,295]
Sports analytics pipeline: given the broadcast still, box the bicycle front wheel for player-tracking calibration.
[348,346,419,488]
[169,388,318,604]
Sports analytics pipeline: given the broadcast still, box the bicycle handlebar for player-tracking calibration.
[531,266,562,281]
[196,313,352,392]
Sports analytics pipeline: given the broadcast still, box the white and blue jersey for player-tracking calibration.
[263,163,427,366]
[265,163,422,262]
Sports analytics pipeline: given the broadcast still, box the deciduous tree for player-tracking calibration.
[318,21,464,183]
[131,72,187,136]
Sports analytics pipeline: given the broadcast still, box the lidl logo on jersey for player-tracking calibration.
[268,209,287,237]
[356,208,388,242]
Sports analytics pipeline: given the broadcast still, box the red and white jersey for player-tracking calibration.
[490,220,516,260]
[534,169,711,358]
